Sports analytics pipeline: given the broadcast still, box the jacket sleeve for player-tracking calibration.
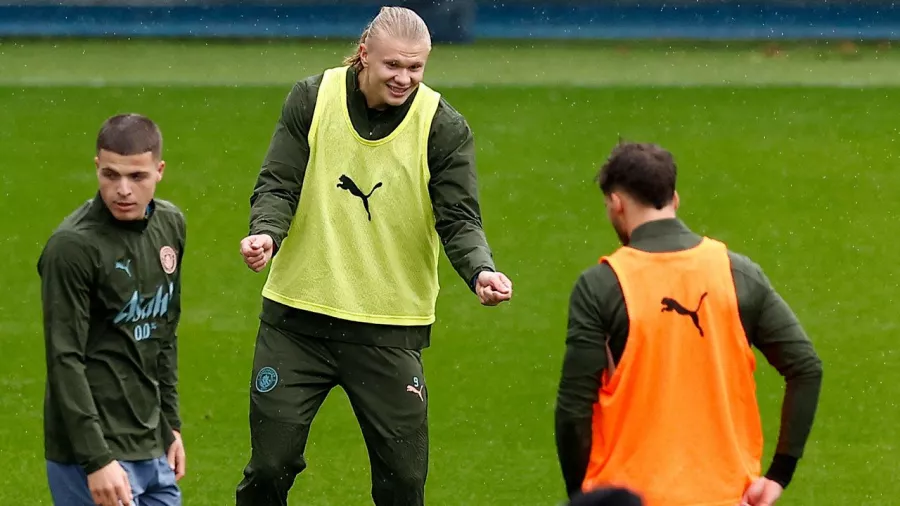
[158,214,186,434]
[427,101,496,290]
[736,255,824,488]
[249,79,317,251]
[555,268,609,498]
[39,231,114,474]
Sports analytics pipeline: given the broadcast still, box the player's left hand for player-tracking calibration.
[739,477,783,506]
[475,271,513,306]
[167,430,186,481]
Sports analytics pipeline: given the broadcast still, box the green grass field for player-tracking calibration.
[2,38,899,505]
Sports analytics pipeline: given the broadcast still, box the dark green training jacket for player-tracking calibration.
[38,194,185,474]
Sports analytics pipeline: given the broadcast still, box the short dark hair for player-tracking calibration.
[96,113,162,159]
[596,142,676,210]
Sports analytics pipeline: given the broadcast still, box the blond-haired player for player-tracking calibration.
[235,7,512,506]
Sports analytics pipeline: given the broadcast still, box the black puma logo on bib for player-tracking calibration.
[660,292,708,337]
[337,175,382,221]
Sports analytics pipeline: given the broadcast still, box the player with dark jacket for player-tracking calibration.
[235,7,512,506]
[39,113,187,506]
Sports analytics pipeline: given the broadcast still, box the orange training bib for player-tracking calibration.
[582,238,763,506]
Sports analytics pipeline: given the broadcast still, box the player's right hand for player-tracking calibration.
[240,234,274,272]
[87,460,132,506]
[739,477,783,506]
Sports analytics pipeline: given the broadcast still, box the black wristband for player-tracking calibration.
[764,453,798,489]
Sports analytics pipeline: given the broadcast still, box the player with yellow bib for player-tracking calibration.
[235,7,512,506]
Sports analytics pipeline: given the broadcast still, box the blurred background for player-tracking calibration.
[1,0,899,42]
[2,1,899,506]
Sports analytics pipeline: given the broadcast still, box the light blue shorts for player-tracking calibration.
[47,456,181,506]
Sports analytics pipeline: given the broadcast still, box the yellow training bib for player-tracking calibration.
[261,66,443,326]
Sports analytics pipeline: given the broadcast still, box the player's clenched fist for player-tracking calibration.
[240,234,274,272]
[475,271,513,306]
[87,461,132,506]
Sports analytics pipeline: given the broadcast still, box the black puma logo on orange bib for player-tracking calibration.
[660,292,708,337]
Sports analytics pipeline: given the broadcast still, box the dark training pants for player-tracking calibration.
[235,321,429,506]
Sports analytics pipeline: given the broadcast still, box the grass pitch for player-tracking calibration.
[1,38,898,505]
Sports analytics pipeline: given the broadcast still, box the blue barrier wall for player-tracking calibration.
[1,1,898,41]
